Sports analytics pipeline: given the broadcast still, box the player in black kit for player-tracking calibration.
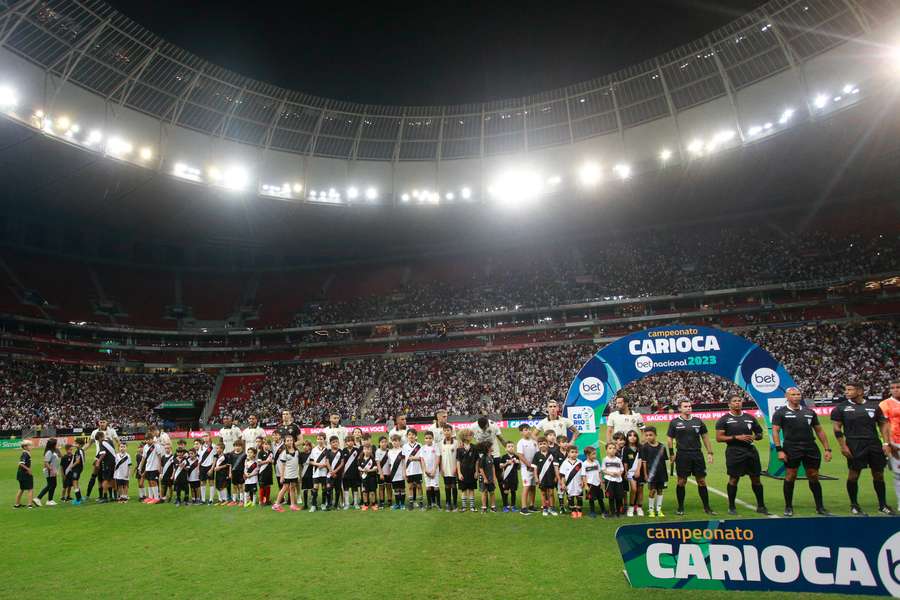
[771,387,833,517]
[667,400,716,515]
[831,382,893,515]
[714,394,769,515]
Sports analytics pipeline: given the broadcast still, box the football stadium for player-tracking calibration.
[0,0,899,598]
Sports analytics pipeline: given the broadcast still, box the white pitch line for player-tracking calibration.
[686,477,780,518]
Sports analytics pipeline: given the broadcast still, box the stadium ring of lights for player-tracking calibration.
[0,0,898,207]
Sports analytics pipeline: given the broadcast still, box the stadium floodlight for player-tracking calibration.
[87,129,103,145]
[70,124,80,134]
[401,193,410,202]
[41,117,53,132]
[139,146,154,160]
[445,192,455,200]
[489,167,543,206]
[328,188,339,198]
[842,84,854,95]
[460,187,472,199]
[292,182,303,194]
[346,186,360,199]
[747,125,762,136]
[613,163,632,180]
[763,122,773,130]
[778,108,795,125]
[365,187,378,200]
[222,166,249,190]
[687,139,704,155]
[0,85,17,109]
[412,189,420,199]
[57,115,71,131]
[173,162,202,182]
[207,166,222,182]
[659,148,672,162]
[105,137,133,157]
[577,162,602,186]
[813,94,828,109]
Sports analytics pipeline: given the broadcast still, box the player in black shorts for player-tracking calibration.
[714,394,769,515]
[667,400,716,515]
[831,382,893,515]
[771,387,833,516]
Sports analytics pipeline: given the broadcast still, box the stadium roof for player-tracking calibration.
[0,0,894,161]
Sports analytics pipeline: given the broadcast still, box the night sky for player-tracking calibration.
[108,0,766,106]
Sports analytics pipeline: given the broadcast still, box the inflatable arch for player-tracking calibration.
[564,325,797,476]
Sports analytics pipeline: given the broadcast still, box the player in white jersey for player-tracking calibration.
[323,414,348,449]
[515,424,539,513]
[439,424,458,511]
[140,436,164,504]
[307,433,329,512]
[113,442,131,502]
[198,434,215,505]
[558,446,586,519]
[375,436,392,509]
[386,434,407,510]
[426,410,450,447]
[420,431,441,509]
[218,416,242,453]
[403,429,424,510]
[536,401,580,443]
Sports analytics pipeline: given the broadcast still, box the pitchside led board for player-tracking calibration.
[564,325,796,476]
[616,518,900,596]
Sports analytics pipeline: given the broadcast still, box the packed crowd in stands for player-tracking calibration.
[0,320,895,430]
[0,362,213,431]
[295,229,899,325]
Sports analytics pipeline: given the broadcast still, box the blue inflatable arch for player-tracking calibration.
[564,325,797,476]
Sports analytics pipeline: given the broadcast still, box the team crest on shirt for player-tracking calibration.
[692,425,700,432]
[806,416,813,425]
[866,409,875,418]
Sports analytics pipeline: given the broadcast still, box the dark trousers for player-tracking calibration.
[38,476,57,501]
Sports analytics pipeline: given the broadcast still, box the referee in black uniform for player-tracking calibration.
[771,387,832,516]
[714,394,769,515]
[667,399,716,515]
[831,382,893,515]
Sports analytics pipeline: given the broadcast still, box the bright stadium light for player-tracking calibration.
[460,187,472,199]
[401,193,410,202]
[106,136,133,157]
[747,125,762,136]
[138,146,153,160]
[763,122,773,130]
[687,139,704,155]
[659,148,673,162]
[173,162,202,182]
[445,192,455,201]
[778,108,795,124]
[41,117,53,132]
[87,129,103,145]
[813,94,828,109]
[346,186,360,199]
[0,85,18,109]
[578,161,602,186]
[292,182,303,194]
[69,123,80,134]
[412,189,420,199]
[208,166,222,182]
[57,115,71,131]
[365,187,378,200]
[613,163,632,180]
[489,167,543,206]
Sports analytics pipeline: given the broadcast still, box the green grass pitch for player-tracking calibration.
[1,417,893,599]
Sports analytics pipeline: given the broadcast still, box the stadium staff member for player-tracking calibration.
[218,415,242,453]
[86,419,118,498]
[277,410,301,442]
[606,396,644,443]
[535,401,580,443]
[831,382,893,515]
[772,387,832,517]
[427,410,449,446]
[388,413,411,441]
[714,394,769,515]
[323,413,348,449]
[667,400,716,516]
[879,380,900,513]
[241,414,266,449]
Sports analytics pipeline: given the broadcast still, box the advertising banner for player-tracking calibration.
[617,518,900,597]
[565,326,797,475]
